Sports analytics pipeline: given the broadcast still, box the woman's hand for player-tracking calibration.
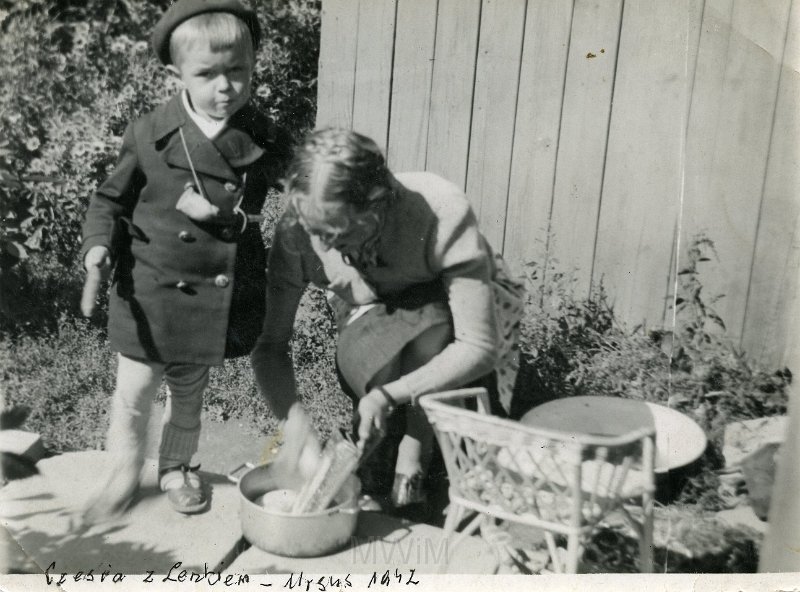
[272,404,322,486]
[356,390,394,451]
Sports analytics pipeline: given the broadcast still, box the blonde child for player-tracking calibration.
[79,0,290,522]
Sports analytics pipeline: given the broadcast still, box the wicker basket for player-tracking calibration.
[419,388,656,573]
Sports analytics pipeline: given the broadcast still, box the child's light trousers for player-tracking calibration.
[107,354,208,475]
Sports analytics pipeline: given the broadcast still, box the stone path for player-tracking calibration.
[1,451,498,577]
[1,451,243,575]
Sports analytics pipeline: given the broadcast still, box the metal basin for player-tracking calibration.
[521,396,708,473]
[229,463,360,558]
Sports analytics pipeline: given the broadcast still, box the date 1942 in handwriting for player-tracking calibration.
[367,569,419,587]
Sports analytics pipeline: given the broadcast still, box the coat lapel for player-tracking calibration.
[153,95,239,182]
[214,106,266,168]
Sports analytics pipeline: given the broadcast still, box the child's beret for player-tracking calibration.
[151,0,261,65]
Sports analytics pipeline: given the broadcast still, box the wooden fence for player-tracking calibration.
[315,0,800,369]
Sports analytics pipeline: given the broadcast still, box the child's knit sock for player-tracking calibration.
[158,422,201,476]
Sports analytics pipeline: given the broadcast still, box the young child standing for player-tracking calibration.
[79,0,290,523]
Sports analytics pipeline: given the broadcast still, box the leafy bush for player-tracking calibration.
[252,0,321,136]
[0,2,170,268]
[0,0,319,276]
[511,263,616,415]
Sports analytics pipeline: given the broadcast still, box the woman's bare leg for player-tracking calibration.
[393,323,451,498]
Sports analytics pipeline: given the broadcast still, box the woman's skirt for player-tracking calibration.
[334,280,452,400]
[331,280,509,512]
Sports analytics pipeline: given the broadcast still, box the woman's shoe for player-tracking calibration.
[390,471,427,507]
[358,494,389,512]
[160,464,208,514]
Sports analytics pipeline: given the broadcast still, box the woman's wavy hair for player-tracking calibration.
[282,128,394,233]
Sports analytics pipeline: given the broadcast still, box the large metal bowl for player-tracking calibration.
[521,396,708,473]
[229,463,360,557]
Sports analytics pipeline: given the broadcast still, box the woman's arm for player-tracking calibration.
[355,192,498,444]
[251,224,325,480]
[378,189,500,405]
[380,279,499,406]
[250,222,309,420]
[250,282,305,420]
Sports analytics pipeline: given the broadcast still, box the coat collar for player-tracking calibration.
[215,107,267,168]
[151,95,267,181]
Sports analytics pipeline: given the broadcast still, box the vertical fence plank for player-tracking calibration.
[592,0,701,330]
[664,0,705,329]
[386,0,438,172]
[662,0,705,331]
[425,0,482,189]
[681,0,791,343]
[351,0,397,152]
[547,0,623,295]
[741,0,800,365]
[316,0,360,129]
[465,0,527,251]
[670,0,734,332]
[503,0,573,274]
[780,223,800,371]
[777,225,800,370]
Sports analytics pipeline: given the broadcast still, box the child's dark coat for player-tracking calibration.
[82,95,290,365]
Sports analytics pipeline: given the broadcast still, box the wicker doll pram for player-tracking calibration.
[419,388,656,574]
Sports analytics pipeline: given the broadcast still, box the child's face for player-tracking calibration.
[168,40,253,121]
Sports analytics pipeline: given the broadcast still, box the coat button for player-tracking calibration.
[214,274,230,288]
[176,280,189,290]
[178,230,194,242]
[224,181,238,193]
[221,227,234,240]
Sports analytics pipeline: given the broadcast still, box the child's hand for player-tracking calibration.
[81,246,111,317]
[175,183,220,222]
